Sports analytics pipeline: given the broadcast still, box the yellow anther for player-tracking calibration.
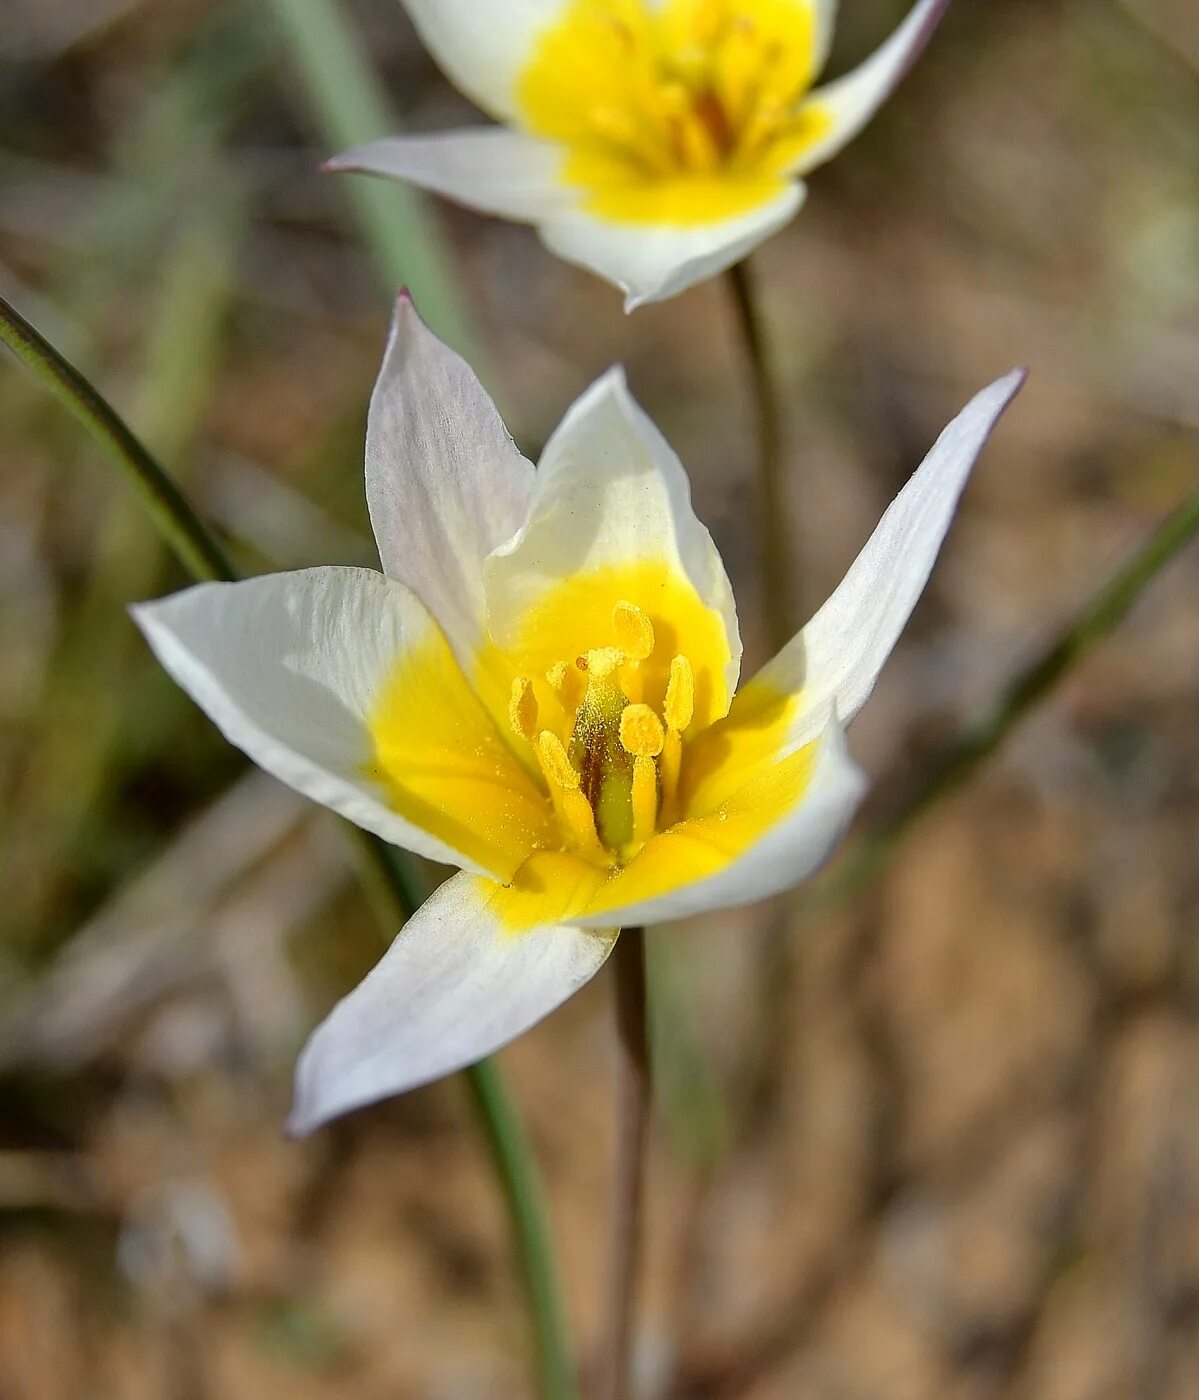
[630,754,659,850]
[536,730,580,791]
[508,676,538,742]
[535,731,610,863]
[547,659,585,715]
[664,654,695,733]
[619,703,665,758]
[612,600,655,662]
[579,646,623,681]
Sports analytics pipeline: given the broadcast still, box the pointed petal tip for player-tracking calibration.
[382,286,433,358]
[599,363,630,395]
[284,1088,330,1139]
[988,364,1030,412]
[390,286,418,326]
[890,0,956,87]
[283,1108,310,1141]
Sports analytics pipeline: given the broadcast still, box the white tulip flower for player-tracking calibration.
[329,0,951,307]
[133,297,1022,1133]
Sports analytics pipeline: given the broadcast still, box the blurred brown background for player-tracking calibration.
[1,0,1197,1396]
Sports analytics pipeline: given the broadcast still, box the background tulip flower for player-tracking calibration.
[132,298,1022,1134]
[327,0,952,307]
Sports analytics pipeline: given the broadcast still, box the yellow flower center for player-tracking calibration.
[362,563,819,927]
[507,600,696,866]
[518,0,833,223]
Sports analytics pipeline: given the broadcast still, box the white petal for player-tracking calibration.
[366,293,535,674]
[812,0,839,75]
[485,367,742,709]
[786,0,951,177]
[132,568,547,878]
[573,717,866,928]
[288,871,616,1133]
[327,128,571,224]
[538,184,804,309]
[400,0,566,122]
[760,369,1027,746]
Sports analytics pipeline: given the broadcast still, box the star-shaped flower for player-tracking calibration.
[134,298,1021,1133]
[329,0,951,306]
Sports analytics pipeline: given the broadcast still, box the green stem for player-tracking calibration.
[814,488,1199,909]
[603,927,651,1400]
[265,0,475,358]
[1,290,577,1399]
[465,1060,578,1400]
[726,258,797,653]
[0,294,235,585]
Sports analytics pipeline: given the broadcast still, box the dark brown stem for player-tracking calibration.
[604,926,651,1400]
[725,258,797,652]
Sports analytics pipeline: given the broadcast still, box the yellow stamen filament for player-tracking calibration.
[658,654,695,825]
[657,731,680,827]
[508,675,538,742]
[612,599,655,662]
[630,755,658,850]
[664,654,695,734]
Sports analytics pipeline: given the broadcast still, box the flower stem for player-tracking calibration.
[0,290,578,1400]
[812,487,1199,910]
[726,258,797,652]
[604,926,651,1400]
[465,1060,578,1400]
[0,293,235,586]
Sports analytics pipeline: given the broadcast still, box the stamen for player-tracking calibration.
[630,754,658,850]
[659,729,682,827]
[537,730,608,863]
[563,790,609,861]
[612,600,655,661]
[619,702,665,758]
[673,104,723,172]
[659,655,693,827]
[537,730,580,791]
[738,95,784,158]
[547,659,585,716]
[664,655,695,734]
[509,676,538,742]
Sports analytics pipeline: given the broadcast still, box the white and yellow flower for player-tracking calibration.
[329,0,951,307]
[133,299,1021,1133]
